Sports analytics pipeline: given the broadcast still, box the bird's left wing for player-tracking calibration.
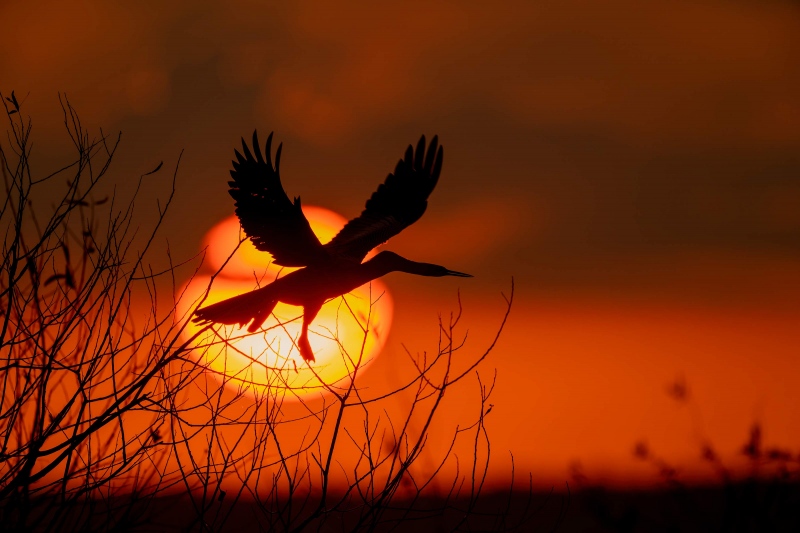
[324,135,443,263]
[228,131,328,267]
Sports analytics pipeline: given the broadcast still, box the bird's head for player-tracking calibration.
[371,251,472,278]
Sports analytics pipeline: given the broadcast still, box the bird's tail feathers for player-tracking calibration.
[193,286,277,333]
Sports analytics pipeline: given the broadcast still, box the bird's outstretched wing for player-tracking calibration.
[324,135,443,263]
[228,131,328,267]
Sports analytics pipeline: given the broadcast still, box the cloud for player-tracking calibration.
[499,0,800,148]
[4,0,799,149]
[386,196,539,268]
[0,1,179,130]
[241,0,800,149]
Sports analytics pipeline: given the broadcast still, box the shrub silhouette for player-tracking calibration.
[0,95,529,532]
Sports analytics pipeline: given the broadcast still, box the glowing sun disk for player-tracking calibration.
[179,207,392,398]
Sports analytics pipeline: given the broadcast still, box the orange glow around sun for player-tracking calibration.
[178,206,392,399]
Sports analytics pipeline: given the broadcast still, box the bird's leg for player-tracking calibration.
[297,301,322,363]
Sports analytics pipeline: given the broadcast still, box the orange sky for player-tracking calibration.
[3,0,800,488]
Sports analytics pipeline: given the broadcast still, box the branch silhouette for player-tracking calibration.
[0,96,530,532]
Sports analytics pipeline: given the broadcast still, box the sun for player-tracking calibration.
[178,206,393,399]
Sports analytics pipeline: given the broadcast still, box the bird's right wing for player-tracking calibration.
[228,131,328,267]
[324,135,443,263]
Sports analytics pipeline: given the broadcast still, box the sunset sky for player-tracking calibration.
[3,0,800,488]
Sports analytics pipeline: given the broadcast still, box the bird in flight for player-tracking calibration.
[193,131,471,363]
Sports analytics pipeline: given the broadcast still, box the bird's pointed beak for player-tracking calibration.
[445,269,473,277]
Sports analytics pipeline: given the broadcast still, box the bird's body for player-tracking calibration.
[194,132,470,362]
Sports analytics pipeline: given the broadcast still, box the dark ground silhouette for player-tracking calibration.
[17,482,800,532]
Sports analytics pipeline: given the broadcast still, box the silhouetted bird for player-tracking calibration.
[193,131,471,362]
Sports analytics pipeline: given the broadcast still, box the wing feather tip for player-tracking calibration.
[265,132,274,167]
[414,135,426,169]
[241,138,255,161]
[424,135,439,173]
[433,145,443,179]
[252,130,265,163]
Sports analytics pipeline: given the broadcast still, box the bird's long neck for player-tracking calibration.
[356,256,395,285]
[357,251,442,283]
